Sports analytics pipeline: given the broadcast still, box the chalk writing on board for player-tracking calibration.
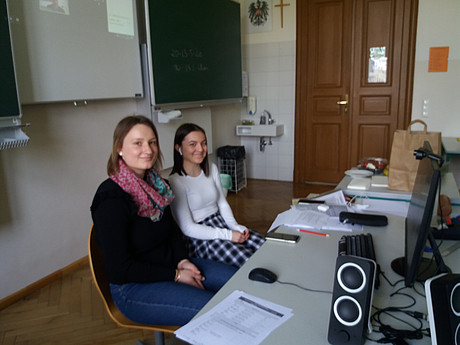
[171,49,204,58]
[148,0,242,105]
[173,64,209,73]
[171,49,208,73]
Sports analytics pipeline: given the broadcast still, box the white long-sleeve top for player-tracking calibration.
[169,163,247,240]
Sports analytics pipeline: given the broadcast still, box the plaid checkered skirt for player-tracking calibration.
[186,211,265,267]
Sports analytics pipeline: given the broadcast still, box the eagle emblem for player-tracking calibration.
[248,0,270,26]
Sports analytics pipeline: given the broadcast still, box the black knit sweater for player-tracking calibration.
[90,179,188,284]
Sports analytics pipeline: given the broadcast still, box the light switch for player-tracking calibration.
[422,99,429,117]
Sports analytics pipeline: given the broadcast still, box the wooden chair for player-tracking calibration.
[88,226,179,345]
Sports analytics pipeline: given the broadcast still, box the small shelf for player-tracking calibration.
[0,126,30,150]
[236,124,284,137]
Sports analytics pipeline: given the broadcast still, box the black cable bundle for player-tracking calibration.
[376,324,425,344]
[369,275,430,345]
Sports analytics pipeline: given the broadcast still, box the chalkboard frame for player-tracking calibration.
[145,0,243,109]
[0,0,21,122]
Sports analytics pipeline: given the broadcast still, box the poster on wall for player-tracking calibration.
[245,0,272,33]
[428,46,449,72]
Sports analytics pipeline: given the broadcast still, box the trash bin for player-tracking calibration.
[217,145,247,192]
[220,173,232,196]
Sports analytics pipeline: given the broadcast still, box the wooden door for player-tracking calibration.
[294,0,417,183]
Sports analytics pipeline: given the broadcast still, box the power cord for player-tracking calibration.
[276,280,332,294]
[369,285,429,344]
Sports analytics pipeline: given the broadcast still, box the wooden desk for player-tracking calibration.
[191,215,459,344]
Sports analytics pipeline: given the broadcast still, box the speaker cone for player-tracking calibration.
[333,296,362,327]
[451,282,460,316]
[338,262,366,293]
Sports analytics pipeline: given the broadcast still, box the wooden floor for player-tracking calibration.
[226,179,334,235]
[0,179,333,345]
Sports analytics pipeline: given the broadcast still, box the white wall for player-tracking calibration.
[411,0,460,136]
[240,41,296,180]
[0,100,134,299]
[238,0,297,181]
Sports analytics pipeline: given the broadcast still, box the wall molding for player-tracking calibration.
[0,256,89,311]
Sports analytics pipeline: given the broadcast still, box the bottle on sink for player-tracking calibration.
[259,114,266,124]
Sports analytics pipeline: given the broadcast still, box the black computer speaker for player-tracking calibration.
[328,255,376,345]
[425,273,460,345]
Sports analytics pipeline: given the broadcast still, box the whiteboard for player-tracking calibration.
[8,0,143,104]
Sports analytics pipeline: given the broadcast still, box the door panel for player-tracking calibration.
[315,4,346,87]
[350,0,402,165]
[296,0,353,183]
[312,124,341,172]
[294,0,417,183]
[357,124,390,159]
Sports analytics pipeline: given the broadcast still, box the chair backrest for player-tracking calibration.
[88,226,178,333]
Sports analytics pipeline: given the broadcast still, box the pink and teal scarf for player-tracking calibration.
[110,160,174,222]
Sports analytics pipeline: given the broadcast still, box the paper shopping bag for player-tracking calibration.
[388,120,441,192]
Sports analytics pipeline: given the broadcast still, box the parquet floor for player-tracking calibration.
[0,179,333,345]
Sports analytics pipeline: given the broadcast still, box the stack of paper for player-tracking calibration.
[347,178,371,190]
[269,190,363,232]
[371,175,389,187]
[175,290,293,345]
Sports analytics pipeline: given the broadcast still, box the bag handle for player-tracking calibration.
[407,119,427,134]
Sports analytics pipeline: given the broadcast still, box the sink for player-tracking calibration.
[236,124,284,137]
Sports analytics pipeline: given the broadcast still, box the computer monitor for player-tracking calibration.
[391,141,450,287]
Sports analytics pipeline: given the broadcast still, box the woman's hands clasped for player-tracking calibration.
[231,229,249,243]
[176,259,205,289]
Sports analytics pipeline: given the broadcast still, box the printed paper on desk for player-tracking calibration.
[294,203,349,217]
[268,205,358,232]
[323,217,363,232]
[312,190,348,205]
[269,207,329,231]
[354,198,409,218]
[175,290,293,345]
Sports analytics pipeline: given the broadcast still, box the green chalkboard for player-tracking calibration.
[0,0,20,118]
[147,0,242,106]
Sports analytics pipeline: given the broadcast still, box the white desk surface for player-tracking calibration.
[442,138,460,188]
[192,215,460,345]
[443,137,460,155]
[336,172,460,203]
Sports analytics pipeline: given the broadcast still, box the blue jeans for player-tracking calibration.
[110,258,237,326]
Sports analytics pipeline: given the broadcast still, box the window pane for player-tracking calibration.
[368,47,387,83]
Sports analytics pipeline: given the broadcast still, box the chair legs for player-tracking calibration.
[134,331,165,345]
[154,330,165,345]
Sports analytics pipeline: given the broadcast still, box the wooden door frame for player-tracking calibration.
[293,0,419,183]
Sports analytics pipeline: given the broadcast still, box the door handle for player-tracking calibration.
[336,94,349,105]
[337,94,349,114]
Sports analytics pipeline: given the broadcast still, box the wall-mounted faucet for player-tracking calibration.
[259,136,273,152]
[260,137,267,151]
[263,110,275,125]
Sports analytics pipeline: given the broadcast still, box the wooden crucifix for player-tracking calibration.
[274,0,290,28]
